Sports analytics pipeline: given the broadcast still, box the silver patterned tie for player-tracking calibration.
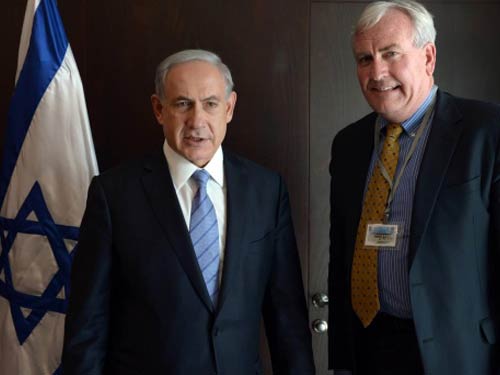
[189,169,220,304]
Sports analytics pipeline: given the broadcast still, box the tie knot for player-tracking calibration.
[386,123,403,140]
[192,169,210,189]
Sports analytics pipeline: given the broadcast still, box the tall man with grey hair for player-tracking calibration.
[62,49,315,374]
[328,1,500,374]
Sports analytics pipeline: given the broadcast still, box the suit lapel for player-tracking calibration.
[141,152,214,311]
[409,91,464,265]
[329,119,375,358]
[216,153,249,312]
[343,115,377,267]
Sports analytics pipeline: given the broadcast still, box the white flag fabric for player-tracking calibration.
[0,0,98,373]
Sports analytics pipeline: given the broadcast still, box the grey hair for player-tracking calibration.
[154,49,234,99]
[354,0,436,47]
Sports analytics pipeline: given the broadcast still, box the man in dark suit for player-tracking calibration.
[62,49,315,375]
[328,1,500,374]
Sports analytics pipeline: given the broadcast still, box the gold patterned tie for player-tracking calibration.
[351,123,403,327]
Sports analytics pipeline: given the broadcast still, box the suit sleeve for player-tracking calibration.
[62,176,113,375]
[262,176,316,375]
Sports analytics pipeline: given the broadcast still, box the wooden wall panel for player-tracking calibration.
[0,5,25,158]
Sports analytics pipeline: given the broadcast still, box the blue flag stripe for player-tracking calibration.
[0,218,79,241]
[0,279,67,313]
[0,0,68,207]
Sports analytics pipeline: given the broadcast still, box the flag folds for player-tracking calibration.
[0,0,98,373]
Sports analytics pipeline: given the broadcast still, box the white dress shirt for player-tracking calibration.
[163,141,227,278]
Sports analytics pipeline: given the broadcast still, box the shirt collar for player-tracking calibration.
[380,85,438,135]
[163,140,225,191]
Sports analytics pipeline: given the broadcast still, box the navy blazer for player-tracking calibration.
[328,90,500,374]
[62,149,315,375]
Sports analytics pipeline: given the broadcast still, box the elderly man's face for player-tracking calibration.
[152,60,236,167]
[353,9,436,122]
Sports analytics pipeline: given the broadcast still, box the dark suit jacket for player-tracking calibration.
[62,149,315,375]
[328,90,500,374]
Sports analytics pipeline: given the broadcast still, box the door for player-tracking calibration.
[309,1,500,373]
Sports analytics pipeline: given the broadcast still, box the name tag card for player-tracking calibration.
[364,224,398,248]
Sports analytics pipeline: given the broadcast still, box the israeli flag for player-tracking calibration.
[0,0,98,374]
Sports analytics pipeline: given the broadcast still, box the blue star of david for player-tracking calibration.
[0,181,79,344]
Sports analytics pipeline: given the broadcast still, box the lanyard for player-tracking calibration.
[373,96,436,222]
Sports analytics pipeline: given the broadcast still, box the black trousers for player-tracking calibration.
[353,312,425,375]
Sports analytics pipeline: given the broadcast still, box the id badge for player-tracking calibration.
[365,223,398,248]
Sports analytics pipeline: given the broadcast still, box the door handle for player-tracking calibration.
[312,293,329,308]
[312,319,328,333]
